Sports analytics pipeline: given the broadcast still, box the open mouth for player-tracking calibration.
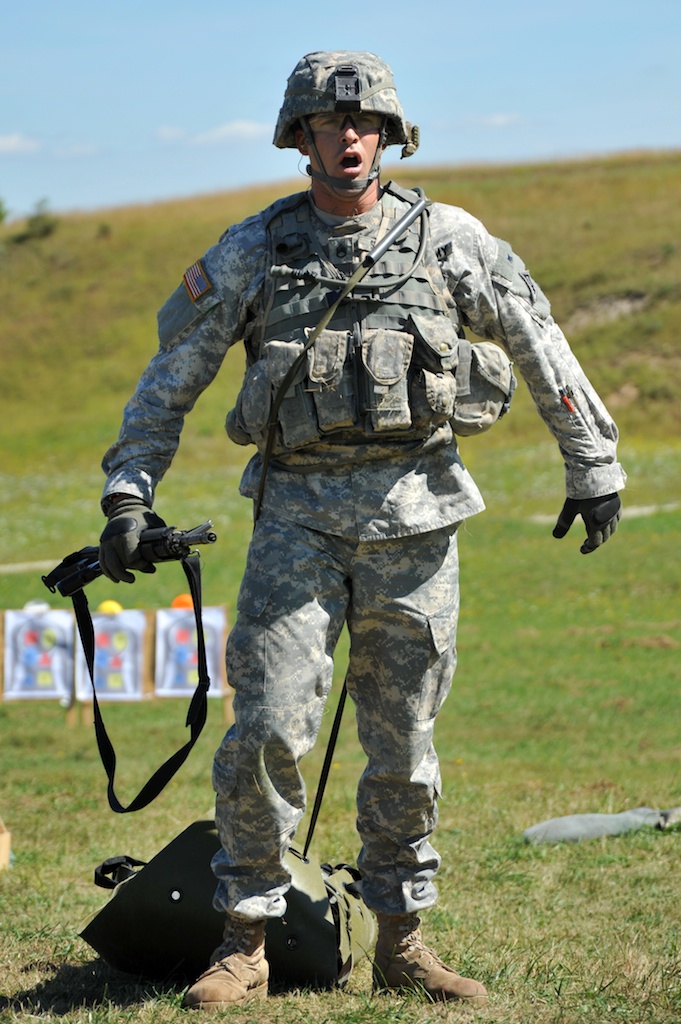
[341,155,360,169]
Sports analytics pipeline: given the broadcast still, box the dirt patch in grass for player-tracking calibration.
[565,292,649,334]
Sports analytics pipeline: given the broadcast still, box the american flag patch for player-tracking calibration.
[183,260,212,301]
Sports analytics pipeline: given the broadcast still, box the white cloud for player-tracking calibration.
[156,126,187,143]
[190,120,271,145]
[479,113,521,128]
[0,133,42,155]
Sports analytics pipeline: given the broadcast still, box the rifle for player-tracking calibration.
[42,521,217,597]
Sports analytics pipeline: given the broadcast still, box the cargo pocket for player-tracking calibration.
[307,328,356,432]
[579,387,619,445]
[361,328,414,432]
[555,383,619,459]
[157,282,223,348]
[266,338,319,449]
[410,368,457,430]
[225,571,275,701]
[212,756,237,802]
[411,314,459,372]
[225,358,271,445]
[417,607,456,723]
[236,569,275,619]
[491,237,551,323]
[451,338,516,436]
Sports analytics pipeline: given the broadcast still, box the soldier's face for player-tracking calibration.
[296,114,383,189]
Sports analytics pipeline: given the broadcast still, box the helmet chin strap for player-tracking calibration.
[301,116,386,196]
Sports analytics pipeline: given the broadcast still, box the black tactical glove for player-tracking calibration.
[552,493,621,555]
[99,497,167,583]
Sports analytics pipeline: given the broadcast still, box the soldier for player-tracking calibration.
[98,51,625,1010]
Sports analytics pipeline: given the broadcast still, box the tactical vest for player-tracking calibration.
[226,183,464,455]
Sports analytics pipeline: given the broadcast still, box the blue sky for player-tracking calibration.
[2,0,679,219]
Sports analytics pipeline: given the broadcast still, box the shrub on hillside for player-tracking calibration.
[10,199,59,244]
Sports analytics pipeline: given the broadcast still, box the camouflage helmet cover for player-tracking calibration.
[274,50,409,149]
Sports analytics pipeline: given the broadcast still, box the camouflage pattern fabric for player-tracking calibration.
[102,188,626,514]
[210,513,460,919]
[100,182,626,920]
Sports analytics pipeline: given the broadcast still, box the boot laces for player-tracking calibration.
[394,914,422,946]
[212,916,263,962]
[391,916,447,966]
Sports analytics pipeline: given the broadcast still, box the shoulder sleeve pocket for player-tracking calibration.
[157,282,223,348]
[492,237,551,321]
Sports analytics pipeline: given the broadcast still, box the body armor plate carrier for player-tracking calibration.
[226,183,515,457]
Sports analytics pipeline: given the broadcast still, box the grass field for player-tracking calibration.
[1,490,679,1024]
[1,153,680,1022]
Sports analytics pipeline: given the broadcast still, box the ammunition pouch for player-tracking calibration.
[227,321,463,452]
[79,819,376,988]
[227,327,515,452]
[225,186,516,452]
[451,338,516,436]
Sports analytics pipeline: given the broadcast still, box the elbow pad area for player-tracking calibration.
[491,237,551,321]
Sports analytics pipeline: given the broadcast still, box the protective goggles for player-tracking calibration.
[307,112,384,135]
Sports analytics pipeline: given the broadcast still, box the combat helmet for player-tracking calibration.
[274,51,419,193]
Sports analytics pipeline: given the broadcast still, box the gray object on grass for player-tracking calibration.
[523,806,681,844]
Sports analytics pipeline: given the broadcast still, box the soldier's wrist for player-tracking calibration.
[101,492,147,517]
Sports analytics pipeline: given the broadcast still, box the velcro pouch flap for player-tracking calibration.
[411,314,459,372]
[266,339,307,396]
[361,328,413,384]
[308,329,348,386]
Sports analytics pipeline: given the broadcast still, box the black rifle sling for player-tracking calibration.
[302,677,347,860]
[72,551,210,813]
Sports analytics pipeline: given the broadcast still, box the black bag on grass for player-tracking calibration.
[79,819,376,988]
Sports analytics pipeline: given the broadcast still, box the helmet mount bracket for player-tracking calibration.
[334,64,361,111]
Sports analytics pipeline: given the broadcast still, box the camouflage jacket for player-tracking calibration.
[101,185,626,541]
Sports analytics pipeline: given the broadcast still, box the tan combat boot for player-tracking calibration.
[183,915,268,1010]
[373,912,487,1005]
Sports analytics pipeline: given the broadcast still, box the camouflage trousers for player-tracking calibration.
[211,512,460,920]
